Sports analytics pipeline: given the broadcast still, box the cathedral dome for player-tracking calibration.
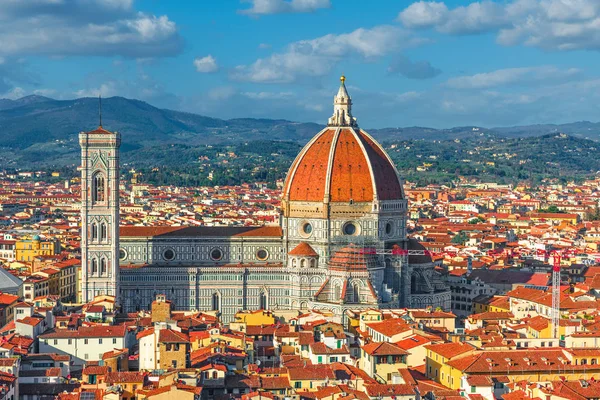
[282,77,403,207]
[328,243,378,271]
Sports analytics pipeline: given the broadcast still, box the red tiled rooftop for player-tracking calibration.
[288,242,318,257]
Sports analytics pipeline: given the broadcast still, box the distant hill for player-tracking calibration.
[492,121,600,140]
[0,94,599,168]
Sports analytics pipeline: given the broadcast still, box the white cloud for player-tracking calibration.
[398,1,448,29]
[387,55,442,79]
[33,88,57,97]
[1,87,25,100]
[194,55,219,73]
[398,0,600,51]
[74,82,118,98]
[445,66,582,89]
[242,91,294,99]
[240,0,330,15]
[301,102,324,112]
[208,86,237,101]
[398,1,508,35]
[232,25,415,83]
[0,1,183,58]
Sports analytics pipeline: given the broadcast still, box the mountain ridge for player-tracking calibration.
[1,94,599,168]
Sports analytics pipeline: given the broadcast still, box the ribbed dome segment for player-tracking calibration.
[288,242,318,257]
[328,244,378,271]
[282,128,403,203]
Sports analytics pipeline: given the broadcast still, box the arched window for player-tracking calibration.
[211,293,220,311]
[353,284,360,303]
[100,258,107,276]
[212,371,218,379]
[259,291,267,310]
[310,259,316,268]
[92,172,106,203]
[292,259,297,268]
[333,284,341,300]
[91,258,98,275]
[100,223,107,241]
[91,223,98,241]
[300,259,306,268]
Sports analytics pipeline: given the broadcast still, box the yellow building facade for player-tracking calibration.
[15,236,60,263]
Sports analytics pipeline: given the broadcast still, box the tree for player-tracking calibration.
[539,205,561,213]
[451,232,468,245]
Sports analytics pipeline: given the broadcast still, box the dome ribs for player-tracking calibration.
[358,130,403,201]
[329,129,373,203]
[288,129,335,202]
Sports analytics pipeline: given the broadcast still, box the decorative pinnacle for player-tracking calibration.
[98,94,102,128]
[340,75,345,83]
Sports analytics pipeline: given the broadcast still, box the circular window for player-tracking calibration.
[385,222,393,235]
[256,249,269,261]
[299,221,313,238]
[343,222,358,236]
[210,248,223,261]
[119,249,127,261]
[163,249,175,261]
[302,222,313,234]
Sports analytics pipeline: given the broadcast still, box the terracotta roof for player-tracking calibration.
[287,365,335,380]
[309,342,350,355]
[288,242,318,257]
[17,316,44,326]
[364,384,416,397]
[282,127,402,203]
[547,379,600,399]
[261,376,291,389]
[366,318,411,338]
[102,348,128,360]
[411,310,456,319]
[469,311,514,321]
[447,348,596,374]
[137,327,154,340]
[0,293,18,306]
[245,325,277,336]
[329,244,378,271]
[39,325,126,339]
[86,126,114,135]
[362,341,409,356]
[0,359,17,367]
[424,342,475,359]
[159,329,189,343]
[82,365,110,376]
[106,371,146,384]
[395,334,432,351]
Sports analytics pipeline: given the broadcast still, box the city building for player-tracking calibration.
[81,77,451,322]
[15,236,60,263]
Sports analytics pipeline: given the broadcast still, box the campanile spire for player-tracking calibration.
[328,75,357,127]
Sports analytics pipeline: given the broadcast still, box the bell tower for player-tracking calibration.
[79,124,121,303]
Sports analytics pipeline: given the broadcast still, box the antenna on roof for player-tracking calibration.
[98,93,102,128]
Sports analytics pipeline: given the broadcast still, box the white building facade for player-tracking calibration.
[81,77,451,323]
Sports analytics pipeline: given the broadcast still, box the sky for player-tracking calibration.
[1,0,600,128]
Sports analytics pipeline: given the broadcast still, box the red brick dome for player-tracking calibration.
[328,243,378,271]
[282,127,403,203]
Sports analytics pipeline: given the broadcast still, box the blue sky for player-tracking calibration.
[1,0,600,128]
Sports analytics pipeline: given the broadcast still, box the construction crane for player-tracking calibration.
[551,252,561,341]
[535,247,575,340]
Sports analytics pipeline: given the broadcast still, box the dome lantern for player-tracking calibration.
[328,75,357,127]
